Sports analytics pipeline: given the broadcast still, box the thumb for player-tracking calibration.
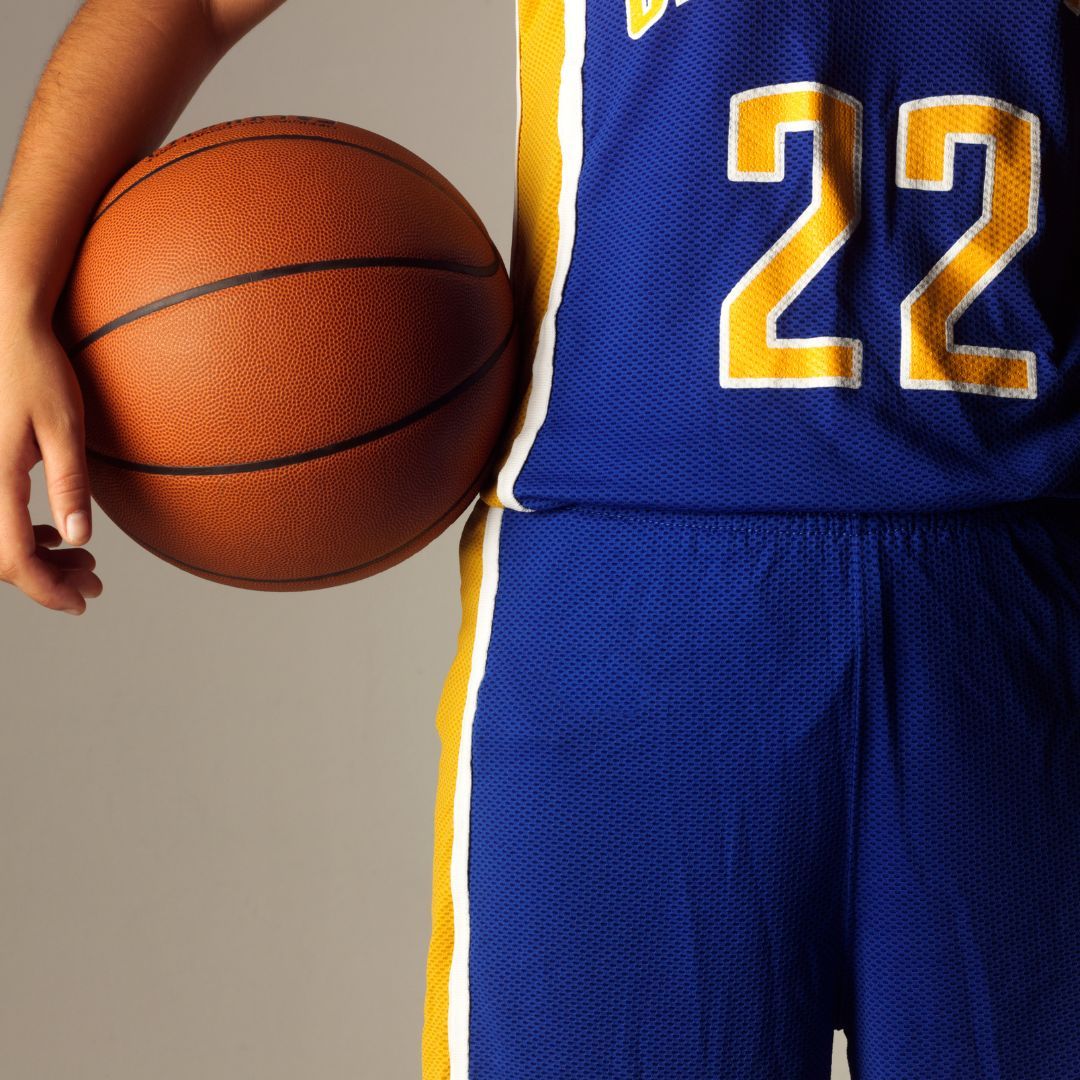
[38,413,93,546]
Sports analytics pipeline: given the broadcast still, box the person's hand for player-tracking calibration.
[0,301,103,615]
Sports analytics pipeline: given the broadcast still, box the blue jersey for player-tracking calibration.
[479,0,1080,514]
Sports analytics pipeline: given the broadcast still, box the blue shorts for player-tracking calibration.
[422,498,1080,1079]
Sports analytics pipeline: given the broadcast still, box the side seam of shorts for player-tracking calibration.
[422,500,504,1080]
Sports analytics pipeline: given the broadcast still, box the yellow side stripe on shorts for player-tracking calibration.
[421,501,503,1079]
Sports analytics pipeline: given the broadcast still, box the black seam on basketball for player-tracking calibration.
[84,313,516,475]
[70,254,502,354]
[125,452,495,585]
[90,131,490,238]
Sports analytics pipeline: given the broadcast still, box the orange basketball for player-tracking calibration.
[53,115,520,591]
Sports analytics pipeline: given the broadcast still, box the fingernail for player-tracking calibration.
[65,511,89,545]
[63,606,84,616]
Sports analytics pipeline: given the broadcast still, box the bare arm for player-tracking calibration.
[0,0,287,615]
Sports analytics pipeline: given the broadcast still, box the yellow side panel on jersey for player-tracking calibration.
[421,503,491,1079]
[478,0,567,510]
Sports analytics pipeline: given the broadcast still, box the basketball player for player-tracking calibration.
[1,2,1077,1077]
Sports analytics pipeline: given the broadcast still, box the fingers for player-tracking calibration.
[0,460,87,613]
[1,321,103,615]
[33,523,103,611]
[34,523,64,548]
[38,544,96,572]
[36,401,92,546]
[58,567,103,601]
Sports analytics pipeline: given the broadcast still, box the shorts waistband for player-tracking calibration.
[513,497,1078,538]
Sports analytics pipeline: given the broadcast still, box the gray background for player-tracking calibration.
[0,2,849,1076]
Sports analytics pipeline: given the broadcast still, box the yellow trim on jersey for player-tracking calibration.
[479,0,567,510]
[421,501,491,1080]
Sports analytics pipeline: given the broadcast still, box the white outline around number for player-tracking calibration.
[720,82,864,389]
[897,95,1041,399]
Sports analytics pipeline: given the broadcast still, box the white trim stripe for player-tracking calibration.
[447,505,504,1079]
[495,0,588,512]
[511,0,523,256]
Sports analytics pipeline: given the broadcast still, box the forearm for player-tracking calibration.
[0,0,235,321]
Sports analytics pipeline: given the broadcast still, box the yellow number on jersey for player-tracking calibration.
[897,96,1040,398]
[625,0,689,39]
[721,83,863,388]
[626,0,665,38]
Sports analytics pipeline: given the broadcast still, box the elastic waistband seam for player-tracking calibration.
[511,498,1076,535]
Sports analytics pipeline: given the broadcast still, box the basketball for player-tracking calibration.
[53,115,520,592]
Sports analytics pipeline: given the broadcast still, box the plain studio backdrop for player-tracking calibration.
[0,3,851,1077]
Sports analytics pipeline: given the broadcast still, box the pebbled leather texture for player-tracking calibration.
[55,115,519,591]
